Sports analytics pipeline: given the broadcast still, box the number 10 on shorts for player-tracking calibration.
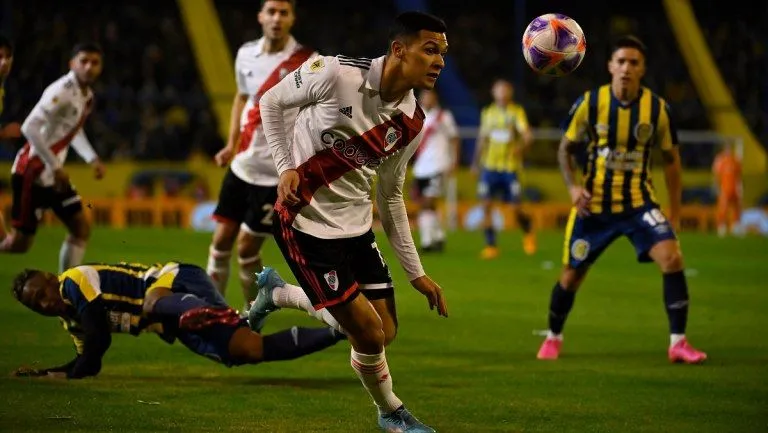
[642,208,667,227]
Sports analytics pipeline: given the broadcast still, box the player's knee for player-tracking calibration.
[350,317,386,352]
[236,235,263,259]
[69,218,91,241]
[382,321,398,347]
[658,250,684,273]
[559,266,586,291]
[142,287,172,316]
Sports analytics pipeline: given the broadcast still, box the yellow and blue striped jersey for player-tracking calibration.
[563,84,678,214]
[480,103,529,172]
[59,262,180,352]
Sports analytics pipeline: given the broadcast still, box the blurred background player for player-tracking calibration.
[0,43,106,273]
[411,89,460,252]
[260,11,449,433]
[712,142,743,237]
[11,261,344,379]
[536,36,707,364]
[472,78,536,259]
[207,0,315,312]
[0,35,21,239]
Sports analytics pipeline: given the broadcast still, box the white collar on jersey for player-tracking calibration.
[363,56,417,118]
[253,36,298,57]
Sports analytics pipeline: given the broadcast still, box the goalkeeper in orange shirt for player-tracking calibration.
[712,143,743,237]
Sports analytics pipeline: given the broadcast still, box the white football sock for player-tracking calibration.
[417,211,433,247]
[273,283,344,333]
[547,330,563,340]
[206,246,231,294]
[238,254,261,303]
[670,333,686,347]
[59,237,86,273]
[431,210,445,242]
[351,349,403,415]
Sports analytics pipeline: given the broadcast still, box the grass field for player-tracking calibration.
[0,227,766,432]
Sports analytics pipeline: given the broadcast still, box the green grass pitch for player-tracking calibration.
[0,227,766,432]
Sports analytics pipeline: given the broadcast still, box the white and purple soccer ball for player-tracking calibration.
[522,13,586,77]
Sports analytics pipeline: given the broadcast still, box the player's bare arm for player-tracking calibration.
[558,136,590,215]
[216,93,249,167]
[471,132,487,174]
[661,147,683,230]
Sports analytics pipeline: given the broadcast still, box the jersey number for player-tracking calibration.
[260,204,275,226]
[642,209,667,227]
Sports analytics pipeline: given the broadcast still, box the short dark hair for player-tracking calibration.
[388,11,447,52]
[71,42,103,59]
[260,0,295,9]
[0,35,13,56]
[610,35,647,59]
[11,269,39,302]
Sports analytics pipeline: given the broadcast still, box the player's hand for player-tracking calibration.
[470,165,480,177]
[0,122,22,139]
[569,185,591,217]
[92,159,106,180]
[214,146,235,167]
[278,169,301,206]
[14,366,47,377]
[53,169,70,192]
[410,275,448,317]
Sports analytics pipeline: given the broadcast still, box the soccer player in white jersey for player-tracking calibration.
[257,11,449,433]
[0,35,21,240]
[207,0,316,311]
[411,89,459,252]
[0,43,105,273]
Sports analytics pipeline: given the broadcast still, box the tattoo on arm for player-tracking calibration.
[558,138,578,187]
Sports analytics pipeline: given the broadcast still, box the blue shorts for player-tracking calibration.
[171,264,247,367]
[478,170,521,203]
[562,205,677,269]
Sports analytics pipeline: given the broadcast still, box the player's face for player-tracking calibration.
[70,51,103,85]
[608,47,645,90]
[418,90,438,109]
[0,47,12,79]
[398,30,447,90]
[492,81,512,104]
[20,272,67,317]
[258,1,295,41]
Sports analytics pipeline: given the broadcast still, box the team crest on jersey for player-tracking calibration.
[309,58,325,73]
[384,127,402,151]
[595,123,609,138]
[633,123,654,143]
[571,239,590,261]
[323,270,339,291]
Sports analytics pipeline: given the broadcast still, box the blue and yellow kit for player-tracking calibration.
[560,85,679,268]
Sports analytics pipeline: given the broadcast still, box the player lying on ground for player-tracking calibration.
[11,262,344,379]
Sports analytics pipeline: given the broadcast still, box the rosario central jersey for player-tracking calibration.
[261,55,426,280]
[563,85,678,215]
[13,71,97,186]
[412,107,459,179]
[231,36,316,186]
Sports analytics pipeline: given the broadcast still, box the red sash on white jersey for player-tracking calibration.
[14,99,92,176]
[238,47,315,153]
[414,109,443,161]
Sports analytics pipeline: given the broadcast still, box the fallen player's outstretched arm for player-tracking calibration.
[16,299,112,379]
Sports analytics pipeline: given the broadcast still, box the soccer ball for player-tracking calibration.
[522,13,586,76]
